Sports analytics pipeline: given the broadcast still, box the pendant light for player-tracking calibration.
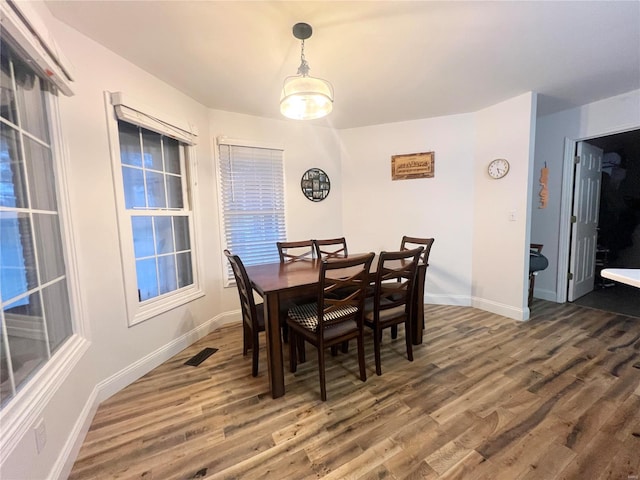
[280,23,334,120]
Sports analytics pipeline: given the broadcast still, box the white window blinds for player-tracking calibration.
[218,142,286,280]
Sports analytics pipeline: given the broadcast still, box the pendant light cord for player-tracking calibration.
[297,39,310,77]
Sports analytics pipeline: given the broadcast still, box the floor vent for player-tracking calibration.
[184,348,218,367]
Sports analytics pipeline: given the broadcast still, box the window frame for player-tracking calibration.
[105,92,203,326]
[0,44,89,453]
[215,137,287,286]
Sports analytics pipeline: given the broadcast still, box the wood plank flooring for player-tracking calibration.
[69,301,640,479]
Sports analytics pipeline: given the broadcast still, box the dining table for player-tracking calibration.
[244,254,427,399]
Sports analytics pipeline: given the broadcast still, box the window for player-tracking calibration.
[109,93,201,324]
[218,140,286,283]
[0,44,73,407]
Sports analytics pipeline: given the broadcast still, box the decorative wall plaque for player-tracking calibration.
[301,168,330,202]
[391,151,435,180]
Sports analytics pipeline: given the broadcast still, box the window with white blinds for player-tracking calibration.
[218,142,286,281]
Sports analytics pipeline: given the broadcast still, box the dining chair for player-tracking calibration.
[286,252,375,401]
[364,247,423,376]
[313,237,348,259]
[276,240,315,347]
[224,249,265,377]
[396,235,435,339]
[277,240,315,262]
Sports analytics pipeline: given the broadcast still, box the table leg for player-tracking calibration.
[263,292,285,398]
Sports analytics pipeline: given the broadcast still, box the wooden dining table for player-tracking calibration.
[244,254,427,399]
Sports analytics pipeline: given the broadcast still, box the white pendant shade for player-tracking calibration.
[280,23,334,121]
[280,75,333,120]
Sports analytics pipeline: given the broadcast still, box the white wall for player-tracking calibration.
[472,92,537,320]
[339,114,476,305]
[532,90,640,301]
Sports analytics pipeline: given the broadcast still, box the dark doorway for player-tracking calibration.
[573,129,640,317]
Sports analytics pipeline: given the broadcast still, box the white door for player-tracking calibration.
[568,142,603,301]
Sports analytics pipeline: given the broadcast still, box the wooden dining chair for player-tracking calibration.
[224,249,265,377]
[313,237,348,259]
[286,252,375,401]
[396,236,435,339]
[364,247,423,376]
[276,240,315,346]
[277,240,315,262]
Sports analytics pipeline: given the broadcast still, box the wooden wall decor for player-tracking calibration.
[539,162,548,208]
[391,152,434,180]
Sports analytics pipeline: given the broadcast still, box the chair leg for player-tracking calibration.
[341,340,349,353]
[374,325,383,376]
[298,337,306,363]
[242,323,250,356]
[404,320,413,362]
[318,346,327,401]
[391,325,398,339]
[331,345,339,356]
[357,334,367,382]
[289,329,298,373]
[251,329,259,377]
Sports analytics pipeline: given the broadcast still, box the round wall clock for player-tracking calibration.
[488,158,510,179]
[301,168,330,201]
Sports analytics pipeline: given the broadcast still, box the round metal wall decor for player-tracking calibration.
[301,168,330,202]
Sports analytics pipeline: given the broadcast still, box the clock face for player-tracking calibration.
[488,159,510,179]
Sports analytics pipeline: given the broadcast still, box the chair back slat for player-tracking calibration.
[317,253,374,330]
[277,240,315,262]
[400,236,435,265]
[373,247,423,319]
[314,237,348,259]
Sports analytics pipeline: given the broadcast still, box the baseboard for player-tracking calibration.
[51,310,239,480]
[425,293,472,306]
[471,296,528,321]
[533,287,557,302]
[52,386,99,480]
[96,310,239,403]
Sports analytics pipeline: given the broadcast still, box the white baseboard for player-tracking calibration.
[533,287,558,302]
[425,293,472,306]
[96,311,238,403]
[52,386,99,480]
[471,296,528,321]
[52,310,239,479]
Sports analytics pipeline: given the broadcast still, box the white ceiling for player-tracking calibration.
[45,1,640,129]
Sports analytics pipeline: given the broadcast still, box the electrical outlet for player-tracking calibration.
[34,418,46,453]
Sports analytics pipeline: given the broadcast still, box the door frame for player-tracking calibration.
[557,126,639,303]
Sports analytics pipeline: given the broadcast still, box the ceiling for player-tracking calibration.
[45,1,640,129]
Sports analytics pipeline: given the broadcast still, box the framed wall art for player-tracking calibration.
[301,168,330,202]
[391,151,435,180]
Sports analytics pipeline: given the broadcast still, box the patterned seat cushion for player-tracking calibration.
[288,302,358,332]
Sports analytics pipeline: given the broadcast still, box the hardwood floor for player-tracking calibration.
[69,301,640,479]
